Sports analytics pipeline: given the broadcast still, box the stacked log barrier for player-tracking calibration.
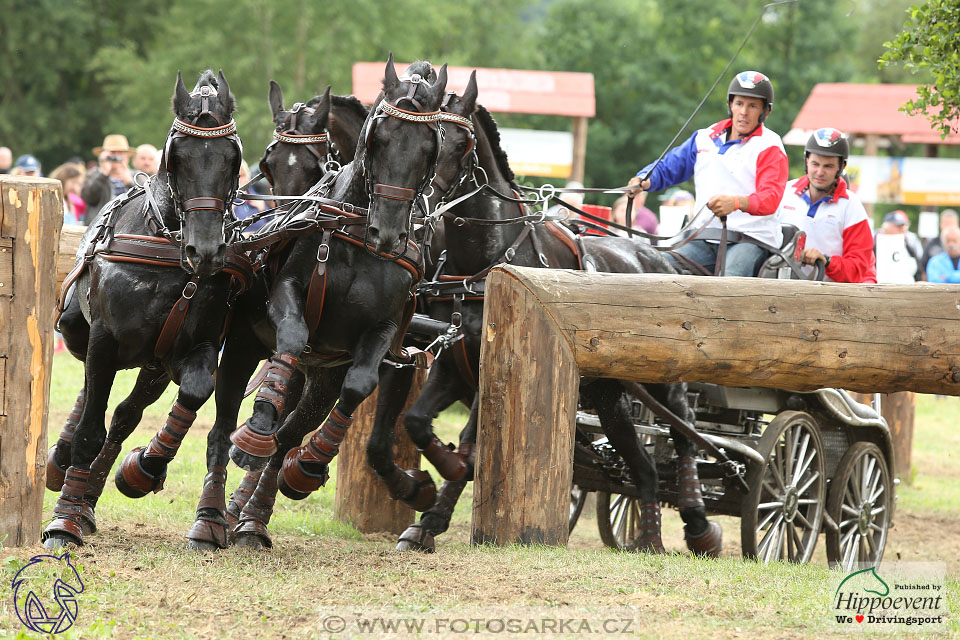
[473,265,960,547]
[0,176,62,546]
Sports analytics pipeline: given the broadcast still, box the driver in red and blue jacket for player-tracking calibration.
[629,71,789,277]
[777,128,877,283]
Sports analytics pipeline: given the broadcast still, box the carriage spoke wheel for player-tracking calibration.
[596,491,644,550]
[741,411,825,564]
[569,484,588,533]
[825,442,891,571]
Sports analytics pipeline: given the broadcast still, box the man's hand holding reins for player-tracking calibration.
[707,194,748,217]
[627,175,650,197]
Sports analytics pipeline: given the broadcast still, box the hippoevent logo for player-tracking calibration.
[10,552,85,634]
[832,563,947,631]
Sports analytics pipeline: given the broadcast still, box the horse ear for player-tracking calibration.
[217,69,235,113]
[461,70,479,115]
[314,85,332,122]
[384,52,399,91]
[173,71,191,115]
[269,80,285,119]
[434,64,449,99]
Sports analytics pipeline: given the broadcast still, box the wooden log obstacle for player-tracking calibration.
[473,265,960,547]
[0,176,62,546]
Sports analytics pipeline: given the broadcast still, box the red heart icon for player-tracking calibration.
[856,615,864,623]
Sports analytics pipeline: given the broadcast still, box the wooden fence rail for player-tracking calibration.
[472,265,960,547]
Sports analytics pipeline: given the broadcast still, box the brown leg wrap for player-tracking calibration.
[45,389,85,491]
[381,466,437,511]
[685,520,724,558]
[419,436,468,482]
[186,466,229,549]
[229,355,298,460]
[87,440,123,500]
[279,408,352,498]
[115,402,196,498]
[254,353,299,419]
[235,464,280,548]
[42,467,90,546]
[676,456,705,510]
[634,501,666,554]
[226,470,261,531]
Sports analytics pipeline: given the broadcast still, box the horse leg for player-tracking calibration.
[79,366,171,535]
[591,379,665,553]
[46,387,85,491]
[279,322,397,500]
[230,280,309,471]
[401,354,474,483]
[234,372,337,549]
[43,323,118,548]
[115,344,218,499]
[46,294,91,490]
[647,382,723,557]
[398,395,478,553]
[190,322,277,548]
[365,363,437,511]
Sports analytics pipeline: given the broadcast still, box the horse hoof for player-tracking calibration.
[233,534,267,550]
[42,519,83,549]
[396,524,435,553]
[233,518,273,550]
[46,446,67,492]
[633,536,667,554]
[685,520,723,558]
[185,519,228,551]
[229,444,270,473]
[186,539,222,552]
[404,470,437,512]
[230,423,277,463]
[278,448,328,500]
[114,447,165,498]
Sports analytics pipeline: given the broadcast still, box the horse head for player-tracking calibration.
[434,70,479,202]
[162,69,241,276]
[360,54,448,254]
[262,81,333,196]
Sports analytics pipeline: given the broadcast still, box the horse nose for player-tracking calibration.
[184,245,204,271]
[214,243,227,271]
[368,225,382,248]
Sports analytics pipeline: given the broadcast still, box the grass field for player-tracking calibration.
[1,351,958,639]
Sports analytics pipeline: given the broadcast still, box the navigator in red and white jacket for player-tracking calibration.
[777,176,877,283]
[637,119,789,248]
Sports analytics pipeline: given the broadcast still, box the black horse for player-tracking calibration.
[219,57,449,549]
[369,86,722,555]
[43,70,248,550]
[216,82,369,535]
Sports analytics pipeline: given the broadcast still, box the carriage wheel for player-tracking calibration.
[595,491,643,550]
[569,484,588,533]
[825,442,891,571]
[740,410,825,563]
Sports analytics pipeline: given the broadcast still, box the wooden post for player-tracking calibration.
[473,266,960,547]
[334,368,426,534]
[57,224,86,289]
[0,176,62,546]
[473,268,579,547]
[881,391,915,480]
[570,116,588,184]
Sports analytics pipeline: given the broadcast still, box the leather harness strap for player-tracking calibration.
[373,184,417,201]
[154,275,200,360]
[305,228,333,337]
[182,197,225,213]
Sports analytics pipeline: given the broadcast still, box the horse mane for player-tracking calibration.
[190,69,237,115]
[399,60,436,84]
[330,94,369,119]
[474,105,515,183]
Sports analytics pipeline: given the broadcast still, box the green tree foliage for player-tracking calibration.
[0,0,920,184]
[880,0,960,137]
[0,0,162,169]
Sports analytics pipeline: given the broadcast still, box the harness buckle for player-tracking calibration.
[317,243,330,263]
[454,216,466,227]
[451,311,462,329]
[504,247,516,262]
[182,280,198,300]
